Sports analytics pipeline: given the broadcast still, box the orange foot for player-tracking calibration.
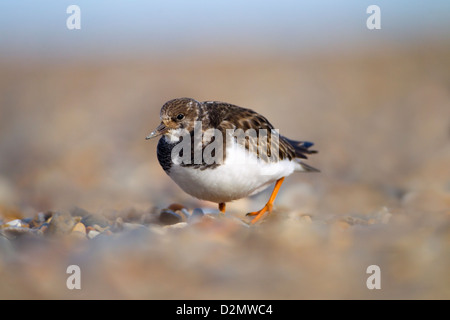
[246,203,273,224]
[246,177,285,224]
[218,202,226,214]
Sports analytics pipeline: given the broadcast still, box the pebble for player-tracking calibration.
[72,222,86,234]
[3,219,23,228]
[160,204,191,224]
[200,208,221,215]
[46,211,76,236]
[190,208,205,222]
[29,212,52,228]
[21,217,33,225]
[87,229,101,239]
[159,209,183,225]
[81,213,110,228]
[1,226,37,239]
[178,208,190,220]
[90,224,109,232]
[167,203,186,211]
[38,222,50,234]
[70,222,87,240]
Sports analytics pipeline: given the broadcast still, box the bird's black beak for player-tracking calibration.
[146,122,168,140]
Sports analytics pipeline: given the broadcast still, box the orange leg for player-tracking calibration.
[246,177,285,224]
[219,202,226,214]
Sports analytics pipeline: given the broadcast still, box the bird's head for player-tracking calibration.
[146,97,201,141]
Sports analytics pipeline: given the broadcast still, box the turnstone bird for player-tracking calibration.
[146,98,318,224]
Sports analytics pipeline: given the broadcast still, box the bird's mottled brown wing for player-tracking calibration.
[204,101,307,163]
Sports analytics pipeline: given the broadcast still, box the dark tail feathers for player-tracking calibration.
[283,138,318,159]
[284,138,319,172]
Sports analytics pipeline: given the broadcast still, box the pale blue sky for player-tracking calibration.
[0,0,449,59]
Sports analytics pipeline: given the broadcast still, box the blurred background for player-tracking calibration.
[0,0,449,299]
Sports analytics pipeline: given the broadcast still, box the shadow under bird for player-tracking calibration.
[146,97,318,224]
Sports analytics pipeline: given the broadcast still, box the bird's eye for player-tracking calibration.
[176,114,184,120]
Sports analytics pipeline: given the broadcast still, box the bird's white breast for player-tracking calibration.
[167,142,300,203]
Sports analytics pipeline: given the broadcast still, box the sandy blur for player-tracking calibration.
[0,44,449,299]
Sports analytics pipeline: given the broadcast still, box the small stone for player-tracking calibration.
[71,222,86,234]
[38,222,49,234]
[168,203,186,211]
[81,213,110,228]
[90,224,109,232]
[189,208,205,223]
[39,211,55,223]
[179,208,191,219]
[28,211,52,229]
[21,218,33,226]
[70,222,87,240]
[87,230,100,239]
[191,208,205,217]
[46,211,76,236]
[29,213,45,228]
[1,226,36,239]
[4,219,22,228]
[159,209,182,225]
[201,208,221,215]
[171,208,189,222]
